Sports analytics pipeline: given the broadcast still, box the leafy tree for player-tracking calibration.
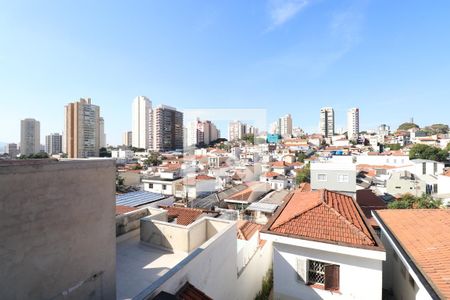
[388,193,442,209]
[295,163,310,184]
[99,147,111,157]
[409,144,448,162]
[130,147,146,152]
[144,151,162,166]
[423,124,449,135]
[397,122,419,131]
[241,134,255,144]
[296,152,307,162]
[19,152,49,159]
[386,144,401,151]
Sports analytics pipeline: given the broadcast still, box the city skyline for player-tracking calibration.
[2,1,450,144]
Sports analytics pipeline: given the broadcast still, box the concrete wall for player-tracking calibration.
[116,207,167,237]
[355,155,411,166]
[311,163,357,193]
[272,242,383,300]
[237,240,273,300]
[0,159,116,300]
[140,219,238,300]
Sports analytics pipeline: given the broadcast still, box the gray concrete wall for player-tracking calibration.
[0,159,116,300]
[311,169,356,193]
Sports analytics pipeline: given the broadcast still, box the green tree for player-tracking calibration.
[388,193,442,209]
[144,151,162,166]
[386,144,401,151]
[99,147,111,157]
[295,163,310,184]
[409,144,448,162]
[423,124,449,135]
[242,134,255,144]
[296,152,307,162]
[397,122,419,131]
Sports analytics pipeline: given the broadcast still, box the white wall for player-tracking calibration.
[355,155,410,166]
[438,174,450,194]
[237,240,273,300]
[272,242,383,300]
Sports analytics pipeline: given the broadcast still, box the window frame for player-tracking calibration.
[317,173,327,182]
[337,174,349,183]
[297,258,340,291]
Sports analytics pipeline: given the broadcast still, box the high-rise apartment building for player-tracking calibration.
[99,117,106,148]
[347,108,360,140]
[378,124,390,136]
[122,131,132,147]
[279,114,293,137]
[153,105,183,152]
[320,107,335,138]
[45,133,62,155]
[228,121,246,141]
[4,143,19,158]
[64,98,101,158]
[20,118,40,155]
[187,119,220,147]
[132,96,152,150]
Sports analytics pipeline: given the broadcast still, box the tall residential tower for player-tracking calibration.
[347,108,360,140]
[64,98,101,158]
[132,96,152,150]
[20,118,40,155]
[320,107,335,138]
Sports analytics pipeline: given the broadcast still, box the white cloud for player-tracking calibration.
[268,0,310,29]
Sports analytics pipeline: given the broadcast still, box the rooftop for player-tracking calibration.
[116,191,167,207]
[237,220,262,240]
[375,209,450,299]
[264,189,378,248]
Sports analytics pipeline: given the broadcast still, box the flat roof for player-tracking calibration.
[116,191,166,207]
[116,234,187,300]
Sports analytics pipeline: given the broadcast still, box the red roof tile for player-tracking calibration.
[115,205,138,216]
[267,189,377,247]
[177,282,212,300]
[162,206,204,226]
[237,220,262,240]
[262,171,280,178]
[376,210,450,299]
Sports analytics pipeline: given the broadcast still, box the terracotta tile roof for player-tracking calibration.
[237,220,262,240]
[195,174,215,181]
[262,171,280,178]
[376,210,450,299]
[176,282,212,300]
[356,189,386,226]
[443,169,450,177]
[115,205,138,216]
[162,206,204,226]
[298,182,311,192]
[267,189,377,247]
[272,161,288,167]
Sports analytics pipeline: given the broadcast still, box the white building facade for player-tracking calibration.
[132,96,152,150]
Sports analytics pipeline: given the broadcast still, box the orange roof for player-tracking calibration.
[266,189,377,247]
[298,182,311,192]
[115,205,138,216]
[443,169,450,177]
[237,220,262,240]
[195,174,215,181]
[162,206,204,226]
[272,161,288,167]
[376,210,450,299]
[263,171,280,178]
[176,282,212,300]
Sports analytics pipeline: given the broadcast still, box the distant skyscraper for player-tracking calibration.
[187,118,220,146]
[122,131,132,147]
[247,125,258,136]
[4,143,19,158]
[153,105,183,151]
[228,121,246,141]
[64,98,101,158]
[45,133,62,155]
[279,114,293,137]
[320,107,335,138]
[20,118,40,155]
[132,96,152,150]
[347,108,360,140]
[99,117,106,148]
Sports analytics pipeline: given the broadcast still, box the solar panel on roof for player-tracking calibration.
[116,191,166,207]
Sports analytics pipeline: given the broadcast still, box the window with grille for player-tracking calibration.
[308,260,325,284]
[306,259,340,291]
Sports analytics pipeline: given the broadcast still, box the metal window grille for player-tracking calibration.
[308,260,325,284]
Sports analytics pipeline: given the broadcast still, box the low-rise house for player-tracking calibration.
[310,159,357,193]
[261,189,385,300]
[271,161,291,175]
[142,169,182,196]
[224,182,272,210]
[175,174,218,200]
[260,171,293,190]
[373,210,450,300]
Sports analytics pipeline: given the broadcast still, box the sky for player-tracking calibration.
[1,0,450,145]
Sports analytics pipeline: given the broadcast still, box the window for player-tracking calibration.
[337,174,349,183]
[149,183,153,189]
[297,258,339,291]
[317,174,327,181]
[162,185,167,190]
[434,163,437,174]
[422,162,426,175]
[433,184,438,194]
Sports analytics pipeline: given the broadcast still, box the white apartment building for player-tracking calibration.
[4,143,19,158]
[279,114,293,137]
[99,117,106,148]
[347,107,359,140]
[132,96,152,150]
[20,118,40,155]
[187,118,220,147]
[228,121,246,141]
[45,133,62,155]
[320,107,335,138]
